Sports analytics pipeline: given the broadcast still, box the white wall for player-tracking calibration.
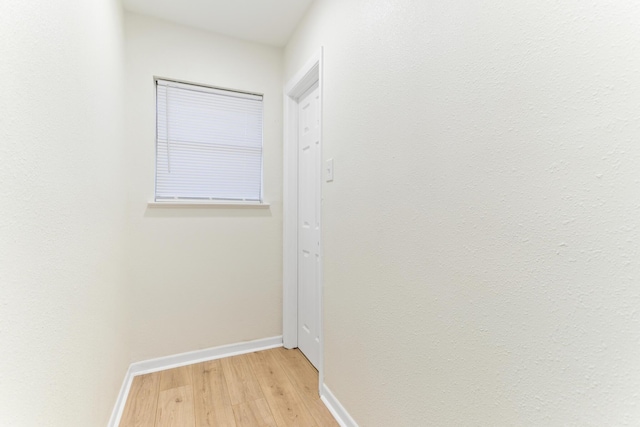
[0,0,130,425]
[124,12,283,361]
[286,1,640,425]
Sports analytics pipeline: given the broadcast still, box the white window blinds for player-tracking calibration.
[155,79,264,202]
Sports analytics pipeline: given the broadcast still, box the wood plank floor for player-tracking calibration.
[120,348,339,427]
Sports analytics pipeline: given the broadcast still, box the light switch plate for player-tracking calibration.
[326,158,334,182]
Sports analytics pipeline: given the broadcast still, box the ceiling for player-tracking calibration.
[123,0,314,47]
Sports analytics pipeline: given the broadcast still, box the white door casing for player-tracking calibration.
[297,83,321,369]
[283,48,324,391]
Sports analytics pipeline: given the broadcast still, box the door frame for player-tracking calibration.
[283,48,324,391]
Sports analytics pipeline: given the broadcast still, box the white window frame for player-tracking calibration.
[149,77,269,208]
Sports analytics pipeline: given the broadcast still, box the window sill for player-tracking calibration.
[147,200,270,209]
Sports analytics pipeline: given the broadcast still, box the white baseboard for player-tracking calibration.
[320,383,359,427]
[108,335,283,427]
[128,336,283,376]
[107,366,135,427]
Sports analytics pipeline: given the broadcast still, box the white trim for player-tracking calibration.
[156,78,263,101]
[284,51,322,96]
[317,49,325,391]
[147,200,270,208]
[282,93,298,349]
[320,384,360,427]
[129,336,282,375]
[107,366,135,427]
[153,75,263,99]
[108,336,283,427]
[282,48,325,390]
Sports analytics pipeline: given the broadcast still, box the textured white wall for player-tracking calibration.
[0,0,130,425]
[286,1,640,425]
[124,13,283,361]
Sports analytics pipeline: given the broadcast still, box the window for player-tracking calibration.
[155,78,264,202]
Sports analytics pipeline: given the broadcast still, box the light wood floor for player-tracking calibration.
[119,347,339,427]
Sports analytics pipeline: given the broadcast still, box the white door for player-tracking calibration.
[297,82,321,369]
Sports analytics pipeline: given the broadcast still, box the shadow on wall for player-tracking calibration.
[143,206,274,219]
